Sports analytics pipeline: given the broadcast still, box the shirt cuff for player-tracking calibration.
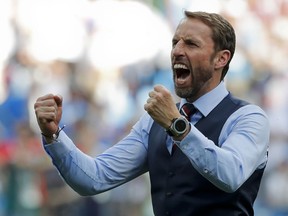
[43,131,76,162]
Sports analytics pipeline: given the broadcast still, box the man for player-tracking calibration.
[34,11,269,215]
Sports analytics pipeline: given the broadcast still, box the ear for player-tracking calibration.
[214,50,231,70]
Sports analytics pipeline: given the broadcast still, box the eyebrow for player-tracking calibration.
[172,35,202,45]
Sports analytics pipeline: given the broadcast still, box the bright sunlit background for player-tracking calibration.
[0,0,288,216]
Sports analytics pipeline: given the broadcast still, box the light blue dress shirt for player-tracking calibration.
[44,82,270,194]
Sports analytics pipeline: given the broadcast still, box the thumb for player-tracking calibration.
[53,95,63,125]
[54,95,63,108]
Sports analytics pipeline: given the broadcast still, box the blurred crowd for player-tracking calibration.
[0,0,288,215]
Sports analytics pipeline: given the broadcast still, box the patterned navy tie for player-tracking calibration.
[180,103,197,121]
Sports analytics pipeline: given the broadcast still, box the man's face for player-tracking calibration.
[171,18,220,102]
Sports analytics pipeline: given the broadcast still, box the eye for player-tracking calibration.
[185,39,198,47]
[172,39,179,48]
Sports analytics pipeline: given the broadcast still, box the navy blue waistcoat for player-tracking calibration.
[147,94,265,216]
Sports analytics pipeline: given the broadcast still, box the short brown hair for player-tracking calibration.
[184,11,236,80]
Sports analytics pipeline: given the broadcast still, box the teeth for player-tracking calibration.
[174,64,188,69]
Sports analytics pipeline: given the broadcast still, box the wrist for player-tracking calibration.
[43,136,55,144]
[41,125,66,144]
[166,116,189,138]
[172,123,191,141]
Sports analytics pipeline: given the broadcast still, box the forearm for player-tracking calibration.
[43,130,148,195]
[178,110,269,192]
[178,130,242,192]
[44,133,109,195]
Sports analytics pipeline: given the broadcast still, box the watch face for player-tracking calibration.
[175,119,187,131]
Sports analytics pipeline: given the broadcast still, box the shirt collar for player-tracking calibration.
[179,81,229,117]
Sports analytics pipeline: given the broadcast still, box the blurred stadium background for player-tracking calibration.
[0,0,288,215]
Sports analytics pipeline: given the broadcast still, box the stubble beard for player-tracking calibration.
[174,66,214,101]
[175,85,197,100]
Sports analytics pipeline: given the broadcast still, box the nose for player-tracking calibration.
[171,39,185,58]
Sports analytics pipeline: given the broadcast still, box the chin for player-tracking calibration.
[176,86,197,99]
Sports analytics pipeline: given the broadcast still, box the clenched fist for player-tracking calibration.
[144,85,180,129]
[34,94,63,143]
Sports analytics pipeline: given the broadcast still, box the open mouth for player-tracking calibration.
[174,64,190,80]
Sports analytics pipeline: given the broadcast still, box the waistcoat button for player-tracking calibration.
[165,192,173,197]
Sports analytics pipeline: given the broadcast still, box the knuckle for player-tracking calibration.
[34,101,40,109]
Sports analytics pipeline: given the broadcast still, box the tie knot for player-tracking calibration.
[180,103,197,120]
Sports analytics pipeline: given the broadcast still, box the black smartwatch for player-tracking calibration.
[166,116,189,137]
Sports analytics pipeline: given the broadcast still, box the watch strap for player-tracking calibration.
[166,118,178,136]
